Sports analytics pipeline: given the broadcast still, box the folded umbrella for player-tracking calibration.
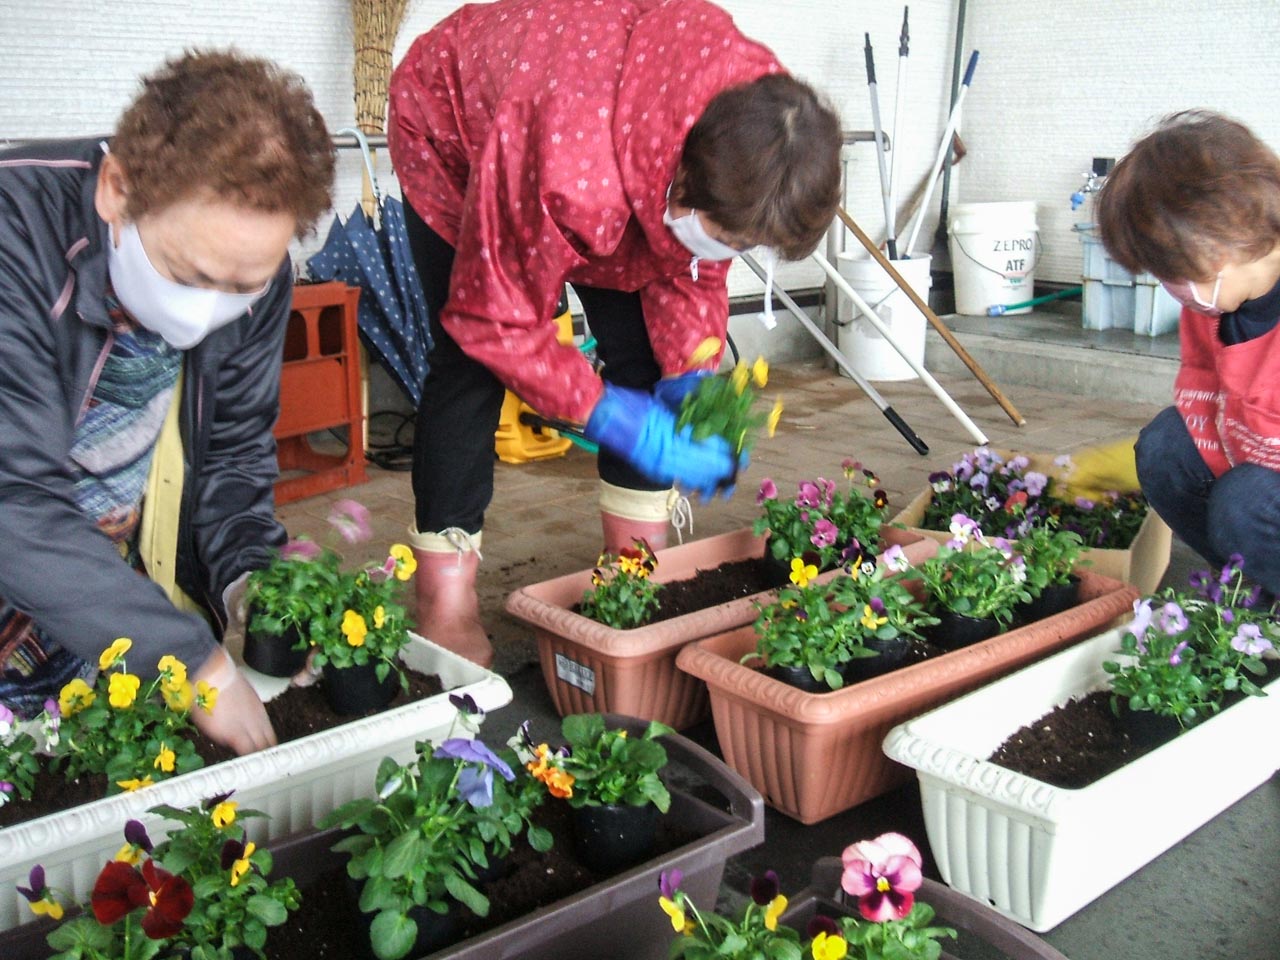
[307,127,432,407]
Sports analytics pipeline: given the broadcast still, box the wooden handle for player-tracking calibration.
[837,206,1026,427]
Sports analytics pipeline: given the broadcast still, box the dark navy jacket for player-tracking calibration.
[0,138,289,675]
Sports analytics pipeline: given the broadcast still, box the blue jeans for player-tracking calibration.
[1136,406,1280,592]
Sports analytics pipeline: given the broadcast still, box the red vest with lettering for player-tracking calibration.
[1175,306,1280,476]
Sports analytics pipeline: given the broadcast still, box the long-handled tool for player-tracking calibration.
[836,205,1025,429]
[886,6,910,260]
[742,253,932,453]
[987,286,1082,316]
[864,32,895,259]
[904,49,978,258]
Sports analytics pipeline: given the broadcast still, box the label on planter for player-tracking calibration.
[554,653,596,695]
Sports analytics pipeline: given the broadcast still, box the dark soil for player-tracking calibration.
[572,556,789,623]
[262,798,702,960]
[0,669,443,830]
[989,664,1280,790]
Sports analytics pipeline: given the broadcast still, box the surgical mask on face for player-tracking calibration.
[663,205,742,264]
[1160,273,1224,318]
[107,220,267,349]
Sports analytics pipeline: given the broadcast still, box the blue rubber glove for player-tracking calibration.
[652,370,712,414]
[584,384,738,497]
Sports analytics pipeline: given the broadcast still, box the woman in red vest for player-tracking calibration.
[388,0,843,666]
[1099,111,1280,597]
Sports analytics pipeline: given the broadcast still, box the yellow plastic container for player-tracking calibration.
[494,307,575,464]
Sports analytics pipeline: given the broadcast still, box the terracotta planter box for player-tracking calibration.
[892,481,1172,595]
[505,526,934,730]
[674,571,1138,824]
[0,634,510,933]
[781,857,1070,960]
[882,628,1280,931]
[1,716,766,960]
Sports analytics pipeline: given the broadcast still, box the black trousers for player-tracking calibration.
[403,201,667,535]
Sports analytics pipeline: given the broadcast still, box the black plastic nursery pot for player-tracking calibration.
[1017,575,1081,625]
[242,619,310,677]
[780,858,1070,960]
[570,800,660,873]
[766,662,833,693]
[839,635,911,684]
[322,659,399,715]
[924,609,1002,651]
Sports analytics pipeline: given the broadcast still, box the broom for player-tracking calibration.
[351,0,412,211]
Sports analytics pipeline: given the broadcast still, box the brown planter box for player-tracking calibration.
[781,858,1070,960]
[674,570,1138,824]
[505,527,936,730]
[1,716,765,960]
[892,483,1172,595]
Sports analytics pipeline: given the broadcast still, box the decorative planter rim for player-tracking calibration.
[0,633,510,932]
[677,570,1138,726]
[506,525,932,660]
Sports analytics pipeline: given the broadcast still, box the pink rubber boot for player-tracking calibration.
[598,481,687,555]
[408,527,494,669]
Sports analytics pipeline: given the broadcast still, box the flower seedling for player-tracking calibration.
[754,459,890,572]
[1104,556,1276,727]
[579,539,663,629]
[658,867,801,960]
[519,713,674,812]
[675,355,782,460]
[914,515,1031,625]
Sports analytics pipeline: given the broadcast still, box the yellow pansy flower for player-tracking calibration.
[117,777,154,793]
[659,896,688,933]
[29,898,63,921]
[751,356,769,388]
[196,681,218,714]
[157,655,187,689]
[163,679,194,713]
[342,609,368,647]
[767,399,784,437]
[764,893,788,931]
[114,843,143,865]
[153,743,176,773]
[107,673,141,709]
[731,362,750,395]
[789,558,818,588]
[373,605,386,629]
[688,337,722,366]
[861,604,888,631]
[98,637,133,671]
[811,932,848,960]
[211,800,238,828]
[230,842,256,887]
[389,543,417,581]
[58,678,96,717]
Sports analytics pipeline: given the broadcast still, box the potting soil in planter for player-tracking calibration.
[0,669,443,830]
[988,662,1280,790]
[571,557,786,624]
[260,800,702,960]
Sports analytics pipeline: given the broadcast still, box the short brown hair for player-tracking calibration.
[112,50,336,237]
[1098,110,1280,281]
[675,74,842,261]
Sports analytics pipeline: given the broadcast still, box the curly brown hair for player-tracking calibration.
[674,74,843,261]
[112,49,336,238]
[1098,110,1280,281]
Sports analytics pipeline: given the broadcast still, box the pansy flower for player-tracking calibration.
[790,558,818,588]
[341,609,368,647]
[749,870,788,930]
[16,864,63,921]
[881,543,909,573]
[757,478,778,504]
[810,931,849,960]
[327,499,372,544]
[92,859,194,939]
[766,399,783,437]
[1231,624,1273,656]
[98,637,133,672]
[840,832,923,922]
[221,838,257,887]
[108,672,141,709]
[281,537,323,561]
[389,543,417,580]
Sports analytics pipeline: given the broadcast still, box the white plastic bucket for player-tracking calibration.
[948,201,1039,315]
[835,253,932,382]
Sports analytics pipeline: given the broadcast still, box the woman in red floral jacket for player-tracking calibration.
[388,0,842,665]
[1099,110,1280,598]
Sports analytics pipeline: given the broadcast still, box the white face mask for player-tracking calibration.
[663,205,743,263]
[107,220,267,349]
[1160,273,1224,318]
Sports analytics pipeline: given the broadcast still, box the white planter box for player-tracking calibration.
[883,628,1280,932]
[0,634,510,932]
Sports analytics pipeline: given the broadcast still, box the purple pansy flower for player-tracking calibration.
[749,870,781,906]
[432,739,515,781]
[756,478,778,504]
[882,543,909,573]
[1169,641,1190,666]
[327,499,372,545]
[456,766,496,808]
[796,481,822,508]
[1231,624,1273,656]
[811,518,838,548]
[1158,602,1189,635]
[659,869,683,900]
[15,865,46,903]
[807,915,841,938]
[124,820,153,853]
[281,538,323,562]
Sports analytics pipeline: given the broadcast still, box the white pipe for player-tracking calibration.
[810,250,989,445]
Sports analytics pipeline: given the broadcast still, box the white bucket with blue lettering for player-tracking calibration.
[948,201,1039,315]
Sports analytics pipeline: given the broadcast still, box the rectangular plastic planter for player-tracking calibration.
[2,715,766,960]
[893,481,1172,595]
[882,627,1280,931]
[675,571,1137,824]
[0,634,510,932]
[505,526,932,730]
[781,857,1069,960]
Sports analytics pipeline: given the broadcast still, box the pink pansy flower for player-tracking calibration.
[756,478,778,504]
[796,481,822,509]
[281,538,323,562]
[327,499,372,544]
[841,832,924,922]
[811,518,839,548]
[882,543,909,573]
